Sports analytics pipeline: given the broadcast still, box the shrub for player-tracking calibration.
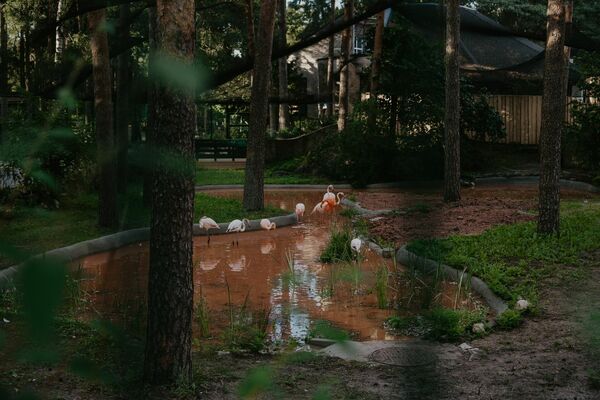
[320,227,355,263]
[496,309,523,330]
[425,307,485,341]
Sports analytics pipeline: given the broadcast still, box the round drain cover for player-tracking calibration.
[368,346,437,367]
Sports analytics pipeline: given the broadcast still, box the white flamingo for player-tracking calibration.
[226,218,250,246]
[295,203,305,218]
[199,216,220,245]
[260,218,276,230]
[350,238,362,253]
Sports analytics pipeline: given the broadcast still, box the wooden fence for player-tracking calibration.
[484,95,576,145]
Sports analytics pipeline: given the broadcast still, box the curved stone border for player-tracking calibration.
[476,175,600,193]
[0,213,298,290]
[396,246,508,316]
[340,197,392,217]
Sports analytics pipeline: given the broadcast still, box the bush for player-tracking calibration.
[496,309,523,330]
[320,228,355,263]
[1,105,95,205]
[425,307,485,341]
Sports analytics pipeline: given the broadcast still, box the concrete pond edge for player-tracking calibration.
[0,213,298,290]
[396,245,508,318]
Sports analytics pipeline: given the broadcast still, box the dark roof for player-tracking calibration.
[400,3,577,93]
[401,3,543,71]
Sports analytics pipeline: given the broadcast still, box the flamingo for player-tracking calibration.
[226,218,250,246]
[311,200,329,215]
[311,192,345,215]
[295,203,305,218]
[323,185,335,206]
[199,216,220,245]
[260,218,276,230]
[350,238,362,253]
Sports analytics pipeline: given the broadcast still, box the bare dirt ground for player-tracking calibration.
[357,186,600,247]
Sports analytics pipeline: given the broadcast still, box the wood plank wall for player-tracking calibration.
[485,95,576,145]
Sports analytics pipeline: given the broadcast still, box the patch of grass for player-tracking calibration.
[320,227,355,263]
[425,307,485,341]
[406,201,600,303]
[196,167,327,186]
[496,309,523,330]
[0,189,282,269]
[194,193,282,223]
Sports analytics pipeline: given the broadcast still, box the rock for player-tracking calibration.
[459,343,473,352]
[472,322,485,334]
[515,299,529,311]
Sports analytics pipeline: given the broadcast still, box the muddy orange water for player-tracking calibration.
[74,190,476,343]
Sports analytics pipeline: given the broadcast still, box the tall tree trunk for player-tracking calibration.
[538,0,568,235]
[370,11,384,95]
[337,0,353,132]
[243,0,277,211]
[116,3,131,193]
[277,0,289,131]
[443,0,461,203]
[144,0,196,384]
[89,9,118,228]
[19,30,26,89]
[0,4,8,94]
[47,0,59,62]
[143,6,157,207]
[55,0,65,63]
[326,0,335,118]
[244,0,255,59]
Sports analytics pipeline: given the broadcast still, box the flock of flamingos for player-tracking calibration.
[197,185,361,251]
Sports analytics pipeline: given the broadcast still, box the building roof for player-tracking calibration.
[400,3,577,94]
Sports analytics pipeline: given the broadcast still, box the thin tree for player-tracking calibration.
[277,0,289,131]
[538,0,568,235]
[370,10,384,94]
[143,6,157,207]
[337,0,353,132]
[326,0,335,118]
[116,3,131,193]
[88,9,118,228]
[443,0,461,203]
[243,0,277,211]
[144,0,196,384]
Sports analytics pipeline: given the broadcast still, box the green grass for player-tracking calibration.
[0,189,283,269]
[196,167,327,185]
[406,201,600,304]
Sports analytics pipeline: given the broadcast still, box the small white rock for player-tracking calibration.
[2,318,9,324]
[472,322,485,334]
[515,299,529,311]
[459,342,473,352]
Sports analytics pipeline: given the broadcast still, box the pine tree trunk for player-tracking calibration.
[538,0,568,235]
[245,0,255,58]
[243,0,277,211]
[0,6,8,94]
[326,0,335,118]
[443,0,461,203]
[337,0,353,132]
[277,0,289,131]
[143,6,157,207]
[370,11,384,95]
[89,9,118,229]
[116,4,131,193]
[144,0,196,384]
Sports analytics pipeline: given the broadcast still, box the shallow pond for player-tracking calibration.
[73,189,477,344]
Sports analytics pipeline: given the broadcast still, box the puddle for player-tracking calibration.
[73,189,479,344]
